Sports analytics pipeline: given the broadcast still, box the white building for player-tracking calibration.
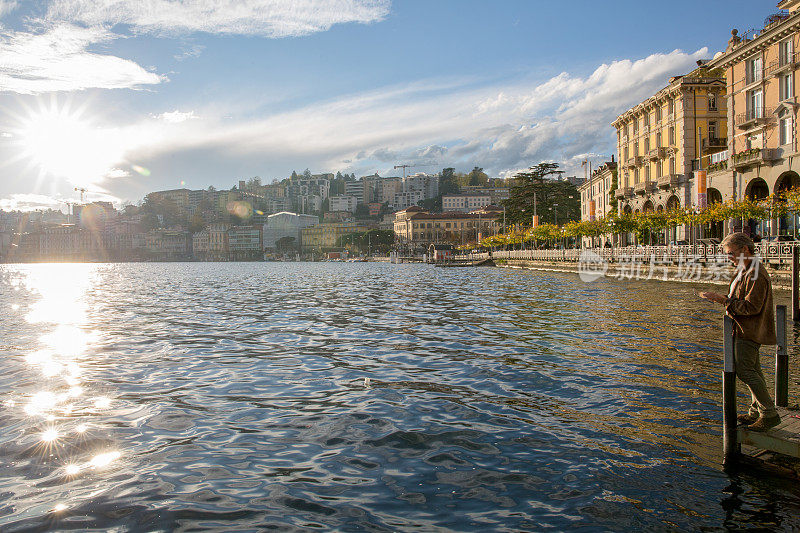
[344,180,365,204]
[262,212,319,250]
[404,173,439,199]
[329,195,359,213]
[392,190,425,210]
[442,193,492,212]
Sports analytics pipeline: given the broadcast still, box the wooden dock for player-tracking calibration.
[723,305,800,478]
[739,407,800,458]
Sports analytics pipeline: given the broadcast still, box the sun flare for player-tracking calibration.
[17,104,124,187]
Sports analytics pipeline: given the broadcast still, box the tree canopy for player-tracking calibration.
[501,163,580,226]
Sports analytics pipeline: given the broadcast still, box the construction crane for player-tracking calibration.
[393,163,435,179]
[74,187,88,202]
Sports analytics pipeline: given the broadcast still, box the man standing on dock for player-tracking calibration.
[699,232,781,432]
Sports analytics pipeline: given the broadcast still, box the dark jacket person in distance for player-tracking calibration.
[698,232,780,432]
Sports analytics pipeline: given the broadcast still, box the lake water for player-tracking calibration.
[1,262,799,531]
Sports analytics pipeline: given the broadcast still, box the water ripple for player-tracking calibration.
[0,262,798,531]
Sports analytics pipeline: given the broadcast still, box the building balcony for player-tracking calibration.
[767,51,800,77]
[633,180,655,195]
[657,174,684,189]
[707,160,729,174]
[614,187,634,199]
[647,147,666,160]
[736,107,774,129]
[731,148,778,170]
[633,155,645,166]
[702,137,727,151]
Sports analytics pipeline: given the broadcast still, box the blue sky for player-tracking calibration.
[0,0,779,210]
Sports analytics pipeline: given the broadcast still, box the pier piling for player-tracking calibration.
[793,247,799,321]
[776,305,789,408]
[722,315,739,466]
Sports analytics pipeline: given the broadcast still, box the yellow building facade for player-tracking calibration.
[706,3,800,235]
[612,66,727,215]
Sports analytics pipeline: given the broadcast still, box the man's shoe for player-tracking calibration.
[737,413,759,425]
[747,415,781,432]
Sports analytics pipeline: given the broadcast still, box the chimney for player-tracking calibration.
[611,154,615,163]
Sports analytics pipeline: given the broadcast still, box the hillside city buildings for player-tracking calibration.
[0,165,512,261]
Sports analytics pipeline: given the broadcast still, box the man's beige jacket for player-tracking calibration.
[725,260,777,345]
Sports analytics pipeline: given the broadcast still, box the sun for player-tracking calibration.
[15,101,125,188]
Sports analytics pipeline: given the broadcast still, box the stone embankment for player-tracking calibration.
[494,258,795,290]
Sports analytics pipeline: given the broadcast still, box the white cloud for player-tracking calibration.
[0,1,18,18]
[116,48,707,181]
[156,110,197,123]
[174,43,205,61]
[25,47,705,196]
[105,168,130,178]
[0,193,63,211]
[46,0,391,37]
[0,24,164,94]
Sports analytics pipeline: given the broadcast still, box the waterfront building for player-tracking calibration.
[300,221,370,252]
[706,4,800,236]
[262,212,319,250]
[393,206,502,250]
[228,225,262,260]
[145,229,189,260]
[207,223,230,261]
[578,159,617,222]
[611,64,727,221]
[192,229,209,258]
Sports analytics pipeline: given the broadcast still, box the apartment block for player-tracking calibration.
[393,206,502,249]
[577,160,617,222]
[442,193,492,212]
[612,65,727,215]
[329,195,358,213]
[706,4,800,235]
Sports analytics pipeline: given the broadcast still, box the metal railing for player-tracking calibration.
[766,51,800,76]
[458,242,800,265]
[736,107,774,127]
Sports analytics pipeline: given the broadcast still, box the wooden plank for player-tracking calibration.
[739,429,800,457]
[739,408,800,458]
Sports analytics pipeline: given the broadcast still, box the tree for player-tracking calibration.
[608,169,619,214]
[354,203,371,219]
[468,166,489,186]
[189,213,206,233]
[303,168,312,179]
[501,163,579,226]
[291,171,299,180]
[440,167,460,195]
[141,212,160,231]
